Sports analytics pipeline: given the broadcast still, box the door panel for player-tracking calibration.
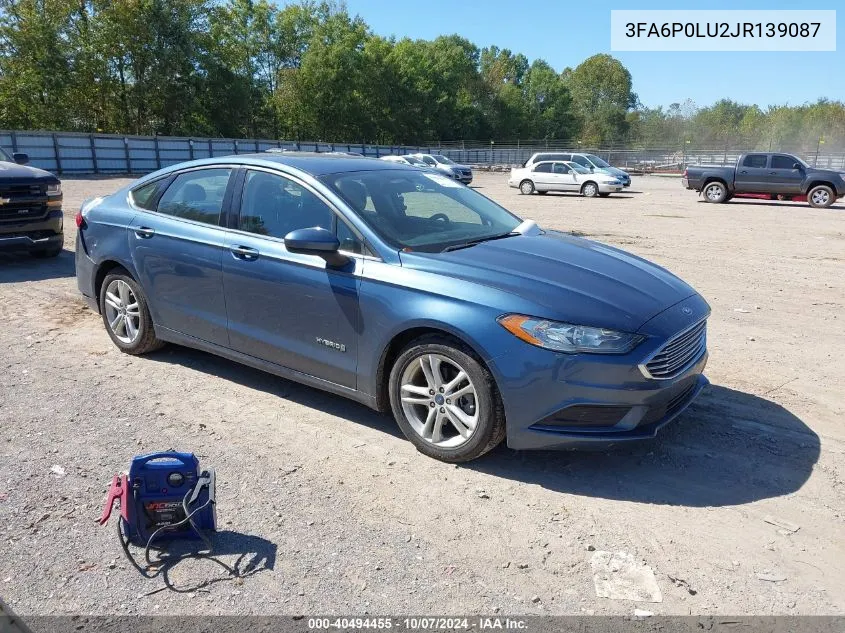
[129,168,233,346]
[530,164,554,190]
[768,155,805,194]
[734,154,770,192]
[551,163,579,191]
[222,169,361,388]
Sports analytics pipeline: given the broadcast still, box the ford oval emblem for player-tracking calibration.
[682,306,693,316]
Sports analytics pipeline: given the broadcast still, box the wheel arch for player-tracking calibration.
[580,180,599,193]
[374,324,495,414]
[804,180,839,196]
[93,260,136,309]
[702,176,729,190]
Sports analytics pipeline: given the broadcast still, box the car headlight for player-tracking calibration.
[47,183,62,196]
[498,314,644,354]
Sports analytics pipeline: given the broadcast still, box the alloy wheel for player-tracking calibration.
[103,279,141,344]
[399,354,479,448]
[811,189,830,206]
[705,184,723,201]
[583,183,597,197]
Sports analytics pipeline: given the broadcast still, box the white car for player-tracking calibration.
[523,152,631,187]
[508,160,624,197]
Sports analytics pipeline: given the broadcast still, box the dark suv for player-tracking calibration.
[0,148,64,257]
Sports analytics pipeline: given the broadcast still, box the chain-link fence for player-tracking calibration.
[3,130,844,175]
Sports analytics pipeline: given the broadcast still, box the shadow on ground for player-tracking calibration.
[469,384,820,507]
[145,345,820,508]
[124,530,277,593]
[0,249,75,282]
[147,345,404,440]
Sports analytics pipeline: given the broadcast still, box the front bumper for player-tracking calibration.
[489,293,711,450]
[598,183,624,193]
[0,209,63,252]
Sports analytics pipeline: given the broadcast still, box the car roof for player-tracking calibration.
[159,153,415,177]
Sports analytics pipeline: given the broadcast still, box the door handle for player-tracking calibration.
[770,172,777,175]
[740,170,748,174]
[230,245,259,260]
[134,227,155,239]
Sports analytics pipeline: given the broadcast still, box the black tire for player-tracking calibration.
[598,192,611,198]
[581,181,599,197]
[519,180,535,195]
[702,181,728,203]
[388,335,506,463]
[807,184,835,209]
[30,243,62,258]
[99,270,164,355]
[537,190,548,195]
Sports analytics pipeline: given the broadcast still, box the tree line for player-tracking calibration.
[1,0,844,150]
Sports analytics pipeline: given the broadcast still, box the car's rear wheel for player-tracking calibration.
[519,180,535,195]
[389,336,505,462]
[30,243,62,258]
[703,181,728,203]
[581,182,599,197]
[807,185,835,209]
[99,272,164,354]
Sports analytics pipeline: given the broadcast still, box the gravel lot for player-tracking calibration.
[1,172,843,616]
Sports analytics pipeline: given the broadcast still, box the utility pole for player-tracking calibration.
[815,136,824,167]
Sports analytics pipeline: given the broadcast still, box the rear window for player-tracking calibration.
[130,179,166,210]
[156,168,231,225]
[742,154,768,168]
[533,163,552,173]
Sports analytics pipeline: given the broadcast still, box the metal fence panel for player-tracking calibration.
[3,130,844,175]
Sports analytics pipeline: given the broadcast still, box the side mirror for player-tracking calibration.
[284,227,348,267]
[793,162,802,170]
[589,166,594,172]
[13,152,29,165]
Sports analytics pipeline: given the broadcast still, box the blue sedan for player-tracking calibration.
[75,154,709,462]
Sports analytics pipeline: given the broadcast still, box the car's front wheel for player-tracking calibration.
[389,336,506,462]
[807,185,835,209]
[581,182,599,197]
[519,180,535,195]
[99,271,164,354]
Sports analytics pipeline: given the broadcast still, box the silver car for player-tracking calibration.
[508,160,624,197]
[410,153,473,184]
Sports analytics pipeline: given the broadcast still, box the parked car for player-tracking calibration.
[380,155,440,172]
[409,153,473,184]
[76,154,709,462]
[523,152,631,187]
[0,147,64,258]
[683,152,845,209]
[509,160,624,197]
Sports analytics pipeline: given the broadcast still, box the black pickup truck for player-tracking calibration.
[0,147,64,257]
[683,152,845,209]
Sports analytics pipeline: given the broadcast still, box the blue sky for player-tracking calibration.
[291,0,844,110]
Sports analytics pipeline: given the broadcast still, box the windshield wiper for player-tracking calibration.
[441,232,519,253]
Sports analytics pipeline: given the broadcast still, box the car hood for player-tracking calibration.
[401,231,698,332]
[0,161,59,183]
[600,166,629,178]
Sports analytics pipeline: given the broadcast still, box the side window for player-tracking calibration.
[571,155,591,167]
[156,168,231,224]
[742,154,768,168]
[533,163,552,173]
[131,179,167,210]
[239,170,333,240]
[536,154,552,163]
[552,162,569,174]
[422,156,436,166]
[771,155,797,169]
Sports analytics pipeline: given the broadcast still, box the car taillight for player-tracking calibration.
[75,211,85,228]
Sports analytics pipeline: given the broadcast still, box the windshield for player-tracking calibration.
[585,154,611,168]
[0,147,11,162]
[322,170,522,253]
[404,156,427,166]
[433,155,456,165]
[564,162,591,174]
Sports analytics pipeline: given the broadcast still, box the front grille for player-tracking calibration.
[0,183,48,222]
[643,319,707,379]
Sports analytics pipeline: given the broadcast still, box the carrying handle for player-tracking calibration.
[131,451,197,470]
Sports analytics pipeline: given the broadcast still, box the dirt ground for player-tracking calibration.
[0,172,843,617]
